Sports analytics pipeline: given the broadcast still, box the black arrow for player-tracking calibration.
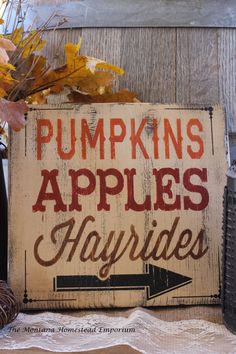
[54,264,192,300]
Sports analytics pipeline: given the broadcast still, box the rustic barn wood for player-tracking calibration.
[176,29,219,105]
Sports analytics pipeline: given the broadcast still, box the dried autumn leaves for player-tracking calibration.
[0,22,138,131]
[0,19,28,130]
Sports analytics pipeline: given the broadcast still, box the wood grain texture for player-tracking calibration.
[42,29,82,67]
[176,28,219,104]
[119,28,176,103]
[41,27,236,132]
[81,28,122,91]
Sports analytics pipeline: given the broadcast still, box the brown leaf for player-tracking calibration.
[77,71,114,96]
[0,99,28,131]
[67,89,139,103]
[27,92,48,104]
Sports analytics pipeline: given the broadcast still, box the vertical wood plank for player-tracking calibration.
[218,29,236,132]
[81,28,122,91]
[41,29,82,103]
[42,28,82,67]
[81,28,122,64]
[119,28,176,103]
[176,29,219,104]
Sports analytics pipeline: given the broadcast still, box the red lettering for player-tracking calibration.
[69,169,96,211]
[37,119,53,160]
[163,119,183,159]
[57,119,76,160]
[81,119,105,159]
[152,119,159,159]
[97,168,124,211]
[32,169,66,212]
[183,168,209,210]
[130,118,149,159]
[109,119,126,159]
[124,168,151,211]
[153,168,181,211]
[187,119,204,159]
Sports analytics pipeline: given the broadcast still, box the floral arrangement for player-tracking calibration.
[0,0,137,149]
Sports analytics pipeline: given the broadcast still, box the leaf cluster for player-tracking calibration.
[0,25,138,104]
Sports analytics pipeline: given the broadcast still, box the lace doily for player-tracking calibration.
[0,309,235,354]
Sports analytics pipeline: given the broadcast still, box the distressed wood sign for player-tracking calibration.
[9,104,227,309]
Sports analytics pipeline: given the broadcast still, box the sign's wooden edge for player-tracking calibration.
[27,103,225,109]
[8,103,228,309]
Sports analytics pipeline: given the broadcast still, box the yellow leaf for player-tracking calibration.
[75,40,82,53]
[63,43,89,83]
[21,32,46,58]
[0,72,15,86]
[96,62,124,75]
[26,41,125,100]
[52,43,122,89]
[27,92,48,104]
[77,71,114,96]
[9,28,46,58]
[39,55,89,89]
[10,27,24,45]
[0,67,17,98]
[0,87,7,97]
[0,19,4,24]
[0,63,16,72]
[64,41,82,68]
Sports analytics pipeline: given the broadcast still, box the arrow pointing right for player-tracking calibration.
[54,264,192,300]
[147,264,192,299]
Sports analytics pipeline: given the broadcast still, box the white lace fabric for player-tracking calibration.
[0,309,236,354]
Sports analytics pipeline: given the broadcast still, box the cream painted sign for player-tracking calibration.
[9,104,227,309]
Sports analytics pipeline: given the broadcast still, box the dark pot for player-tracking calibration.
[0,152,7,281]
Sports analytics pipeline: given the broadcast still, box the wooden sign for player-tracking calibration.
[9,104,227,309]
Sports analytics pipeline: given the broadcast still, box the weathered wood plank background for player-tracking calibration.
[42,28,236,134]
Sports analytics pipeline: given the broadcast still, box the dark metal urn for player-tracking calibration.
[222,161,236,333]
[0,152,7,281]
